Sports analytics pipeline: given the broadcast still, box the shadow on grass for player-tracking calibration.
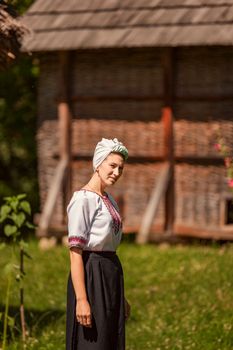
[0,304,65,339]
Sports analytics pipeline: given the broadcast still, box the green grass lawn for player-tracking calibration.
[0,239,233,350]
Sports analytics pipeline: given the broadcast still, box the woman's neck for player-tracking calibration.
[85,174,106,196]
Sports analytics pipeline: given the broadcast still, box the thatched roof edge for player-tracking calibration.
[22,0,233,51]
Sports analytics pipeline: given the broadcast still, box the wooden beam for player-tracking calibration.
[36,158,68,237]
[174,225,233,240]
[174,157,224,165]
[58,102,71,161]
[53,153,225,165]
[63,94,233,103]
[162,48,175,235]
[163,48,175,107]
[162,48,175,234]
[163,107,174,161]
[37,51,73,236]
[162,107,175,234]
[58,51,72,221]
[175,95,233,102]
[136,162,171,244]
[70,95,163,102]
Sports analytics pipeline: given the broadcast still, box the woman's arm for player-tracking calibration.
[70,247,92,327]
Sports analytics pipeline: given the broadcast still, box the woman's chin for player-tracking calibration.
[107,178,116,186]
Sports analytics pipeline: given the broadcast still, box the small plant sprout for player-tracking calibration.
[0,194,35,348]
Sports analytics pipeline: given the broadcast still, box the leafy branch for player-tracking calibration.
[0,194,35,348]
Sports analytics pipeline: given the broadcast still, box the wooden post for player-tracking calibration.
[36,51,72,237]
[162,48,175,234]
[58,51,72,222]
[163,48,174,106]
[162,107,174,233]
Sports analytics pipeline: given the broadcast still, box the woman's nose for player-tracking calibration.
[113,168,120,176]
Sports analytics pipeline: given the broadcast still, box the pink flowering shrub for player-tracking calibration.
[214,138,233,190]
[228,179,233,188]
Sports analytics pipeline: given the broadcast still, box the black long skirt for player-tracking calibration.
[66,251,125,350]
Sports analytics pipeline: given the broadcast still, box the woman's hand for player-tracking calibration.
[76,298,92,328]
[124,298,131,321]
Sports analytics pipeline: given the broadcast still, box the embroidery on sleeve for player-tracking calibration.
[68,236,87,249]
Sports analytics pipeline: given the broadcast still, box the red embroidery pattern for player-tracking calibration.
[68,236,87,248]
[75,189,122,235]
[102,196,122,235]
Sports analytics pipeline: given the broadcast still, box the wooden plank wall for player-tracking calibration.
[36,47,233,238]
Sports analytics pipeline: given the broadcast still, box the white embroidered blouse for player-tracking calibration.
[67,189,122,251]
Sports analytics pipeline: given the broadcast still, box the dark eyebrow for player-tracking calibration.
[111,162,124,168]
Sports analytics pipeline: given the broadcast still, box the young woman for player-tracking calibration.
[66,138,130,350]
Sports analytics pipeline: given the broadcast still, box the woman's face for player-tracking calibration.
[97,153,125,187]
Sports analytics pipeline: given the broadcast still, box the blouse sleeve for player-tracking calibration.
[67,192,97,249]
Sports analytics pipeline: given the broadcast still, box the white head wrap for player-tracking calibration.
[93,138,128,171]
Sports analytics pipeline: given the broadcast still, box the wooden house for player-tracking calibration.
[22,0,233,241]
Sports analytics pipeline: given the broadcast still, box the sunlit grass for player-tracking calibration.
[0,239,233,349]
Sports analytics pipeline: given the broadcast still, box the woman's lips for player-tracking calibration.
[109,177,116,181]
